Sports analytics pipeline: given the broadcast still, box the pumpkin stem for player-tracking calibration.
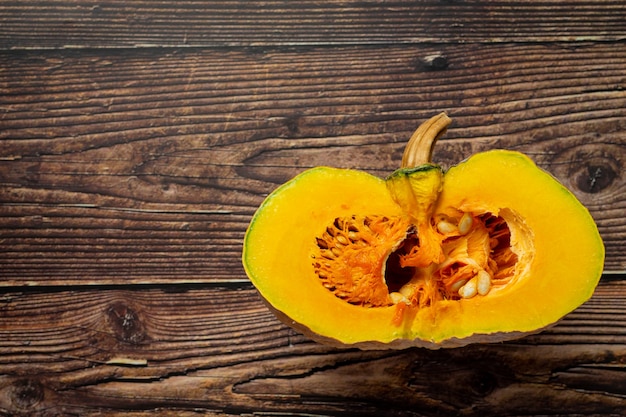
[402,112,451,168]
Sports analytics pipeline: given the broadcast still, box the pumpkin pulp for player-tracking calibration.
[313,211,521,304]
[312,114,524,317]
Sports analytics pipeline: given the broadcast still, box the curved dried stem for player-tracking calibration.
[401,112,452,168]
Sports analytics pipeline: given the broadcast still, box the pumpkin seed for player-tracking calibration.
[401,281,422,297]
[458,278,478,299]
[458,212,473,235]
[316,237,329,249]
[336,235,349,245]
[437,220,457,234]
[450,279,468,293]
[477,270,492,295]
[390,292,408,304]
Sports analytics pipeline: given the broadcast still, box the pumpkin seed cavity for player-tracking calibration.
[312,212,519,309]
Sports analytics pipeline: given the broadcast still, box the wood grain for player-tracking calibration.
[1,43,625,286]
[1,0,626,49]
[2,1,626,415]
[0,281,626,416]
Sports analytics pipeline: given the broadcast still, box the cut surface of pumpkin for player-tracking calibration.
[242,114,605,349]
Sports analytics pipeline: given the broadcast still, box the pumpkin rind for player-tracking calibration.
[242,132,605,350]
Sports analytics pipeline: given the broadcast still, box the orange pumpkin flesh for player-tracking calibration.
[242,114,605,349]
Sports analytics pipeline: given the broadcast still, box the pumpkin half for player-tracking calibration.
[242,113,605,349]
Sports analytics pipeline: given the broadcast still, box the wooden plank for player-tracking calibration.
[0,281,625,415]
[1,0,626,49]
[1,44,624,286]
[2,2,624,416]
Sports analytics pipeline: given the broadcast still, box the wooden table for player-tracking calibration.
[1,1,625,415]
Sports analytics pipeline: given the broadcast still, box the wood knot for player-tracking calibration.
[9,379,44,410]
[547,143,622,198]
[469,370,498,396]
[575,164,617,194]
[106,301,148,345]
[284,115,301,136]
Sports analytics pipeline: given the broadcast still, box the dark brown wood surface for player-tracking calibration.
[1,1,625,416]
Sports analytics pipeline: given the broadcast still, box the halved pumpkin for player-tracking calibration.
[242,113,605,349]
